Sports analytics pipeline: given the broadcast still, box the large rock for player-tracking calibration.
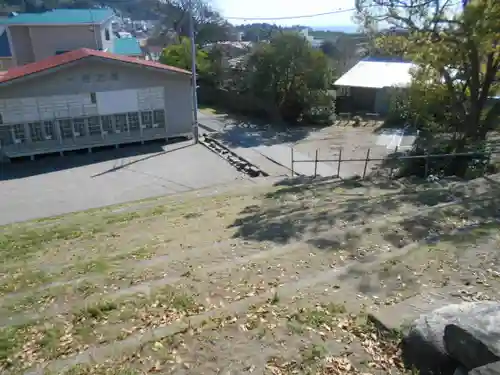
[445,324,500,370]
[401,302,500,375]
[469,362,500,375]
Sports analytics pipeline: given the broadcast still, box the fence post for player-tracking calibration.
[390,145,398,179]
[362,148,371,179]
[484,151,492,176]
[291,147,294,177]
[424,153,429,179]
[337,148,342,178]
[314,149,318,178]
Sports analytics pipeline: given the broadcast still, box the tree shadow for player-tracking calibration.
[210,115,317,148]
[228,174,500,248]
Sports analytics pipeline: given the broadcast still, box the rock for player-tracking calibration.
[454,366,468,375]
[402,302,500,375]
[469,361,500,375]
[445,324,500,370]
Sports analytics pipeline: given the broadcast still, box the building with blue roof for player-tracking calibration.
[0,9,114,26]
[113,36,142,57]
[2,8,143,68]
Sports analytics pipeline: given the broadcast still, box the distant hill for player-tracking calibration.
[312,25,359,33]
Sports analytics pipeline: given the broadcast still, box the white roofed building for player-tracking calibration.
[334,57,416,114]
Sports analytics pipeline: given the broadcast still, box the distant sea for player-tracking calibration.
[312,25,359,33]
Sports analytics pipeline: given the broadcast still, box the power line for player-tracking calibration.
[224,1,462,22]
[224,7,356,21]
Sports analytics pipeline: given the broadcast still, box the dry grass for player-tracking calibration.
[1,175,500,374]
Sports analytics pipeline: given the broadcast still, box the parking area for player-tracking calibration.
[0,140,246,225]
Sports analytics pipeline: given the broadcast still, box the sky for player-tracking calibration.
[214,0,356,27]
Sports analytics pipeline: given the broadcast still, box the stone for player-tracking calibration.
[444,324,500,370]
[469,362,500,375]
[454,367,468,375]
[402,302,500,375]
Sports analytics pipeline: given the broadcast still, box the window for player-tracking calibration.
[127,112,140,132]
[114,114,127,133]
[90,92,96,104]
[140,111,153,129]
[29,122,44,142]
[43,121,55,140]
[153,110,165,128]
[82,74,91,83]
[58,120,73,139]
[111,72,119,81]
[88,116,101,135]
[105,28,110,41]
[12,124,25,143]
[0,113,3,125]
[0,126,12,145]
[73,118,86,137]
[101,115,113,134]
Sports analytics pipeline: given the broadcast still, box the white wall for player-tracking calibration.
[0,87,165,123]
[100,19,114,52]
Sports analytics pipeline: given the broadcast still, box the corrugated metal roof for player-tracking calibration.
[334,58,416,89]
[0,48,190,84]
[0,8,114,25]
[114,37,141,56]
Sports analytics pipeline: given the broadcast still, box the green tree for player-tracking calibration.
[246,32,334,123]
[319,40,340,58]
[159,37,209,73]
[356,0,500,148]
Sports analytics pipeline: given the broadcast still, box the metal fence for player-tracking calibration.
[290,147,499,179]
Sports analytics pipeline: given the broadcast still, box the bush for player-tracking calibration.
[397,136,492,179]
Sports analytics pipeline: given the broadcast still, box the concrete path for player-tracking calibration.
[0,141,246,225]
[198,113,337,177]
[376,127,418,150]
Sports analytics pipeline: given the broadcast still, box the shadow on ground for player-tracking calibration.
[214,117,316,148]
[200,109,322,148]
[0,138,191,181]
[228,174,500,249]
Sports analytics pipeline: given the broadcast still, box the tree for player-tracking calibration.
[159,36,209,73]
[153,0,233,44]
[319,40,340,58]
[246,32,334,123]
[356,0,500,150]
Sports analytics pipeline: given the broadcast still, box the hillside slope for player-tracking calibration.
[1,174,499,374]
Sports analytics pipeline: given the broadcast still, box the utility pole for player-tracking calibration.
[188,0,199,143]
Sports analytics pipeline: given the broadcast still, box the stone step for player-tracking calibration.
[368,286,467,332]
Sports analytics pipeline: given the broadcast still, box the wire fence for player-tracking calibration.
[291,146,500,180]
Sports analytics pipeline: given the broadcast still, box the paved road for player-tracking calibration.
[0,140,245,225]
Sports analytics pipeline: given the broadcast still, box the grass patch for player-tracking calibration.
[291,303,346,329]
[0,285,202,372]
[0,268,52,294]
[0,225,92,263]
[62,365,140,375]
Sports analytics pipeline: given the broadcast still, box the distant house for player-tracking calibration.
[334,57,416,114]
[299,29,323,49]
[0,8,143,67]
[114,35,143,59]
[144,45,163,62]
[0,48,194,160]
